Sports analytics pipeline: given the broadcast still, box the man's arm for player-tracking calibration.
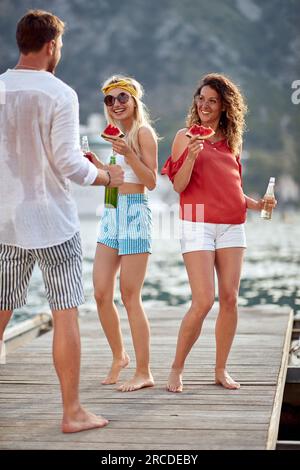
[91,165,124,187]
[50,91,99,185]
[50,90,123,187]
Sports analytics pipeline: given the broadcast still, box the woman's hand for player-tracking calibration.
[110,137,136,161]
[246,196,277,211]
[260,196,277,211]
[187,136,204,161]
[84,151,105,169]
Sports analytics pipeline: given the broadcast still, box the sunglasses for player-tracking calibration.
[104,92,131,107]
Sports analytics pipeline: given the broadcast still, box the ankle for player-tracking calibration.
[171,364,184,372]
[113,352,128,362]
[63,401,81,417]
[135,367,152,377]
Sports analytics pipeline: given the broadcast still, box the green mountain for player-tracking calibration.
[1,0,299,196]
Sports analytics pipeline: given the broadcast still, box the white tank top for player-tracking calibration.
[114,153,143,184]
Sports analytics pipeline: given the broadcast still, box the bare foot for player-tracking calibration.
[166,367,183,393]
[118,373,154,392]
[102,353,130,385]
[215,368,240,390]
[62,407,109,433]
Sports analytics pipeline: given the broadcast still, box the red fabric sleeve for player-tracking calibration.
[236,155,242,176]
[161,148,188,183]
[236,155,243,187]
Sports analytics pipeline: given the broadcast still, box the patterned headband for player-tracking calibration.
[101,80,138,98]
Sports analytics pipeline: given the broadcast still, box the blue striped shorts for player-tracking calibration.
[97,193,152,255]
[0,232,84,311]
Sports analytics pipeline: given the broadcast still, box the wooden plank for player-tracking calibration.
[0,440,265,450]
[0,306,292,450]
[0,429,268,447]
[3,314,52,354]
[266,309,294,449]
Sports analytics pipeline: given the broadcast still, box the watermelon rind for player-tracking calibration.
[185,124,215,140]
[101,124,124,140]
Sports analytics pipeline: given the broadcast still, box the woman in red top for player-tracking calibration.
[161,73,276,392]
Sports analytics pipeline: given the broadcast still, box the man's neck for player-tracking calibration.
[15,56,47,71]
[15,65,42,70]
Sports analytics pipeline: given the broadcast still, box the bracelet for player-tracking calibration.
[105,170,111,186]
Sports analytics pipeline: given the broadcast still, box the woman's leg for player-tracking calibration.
[0,310,13,339]
[0,310,13,364]
[167,251,215,392]
[214,247,245,389]
[93,243,129,384]
[118,253,154,392]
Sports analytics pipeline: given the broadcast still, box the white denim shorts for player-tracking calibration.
[180,220,247,254]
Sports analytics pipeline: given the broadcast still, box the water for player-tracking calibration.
[9,211,300,326]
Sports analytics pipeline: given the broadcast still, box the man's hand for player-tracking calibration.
[106,164,124,187]
[91,165,124,187]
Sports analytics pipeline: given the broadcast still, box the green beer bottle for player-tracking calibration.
[104,153,118,208]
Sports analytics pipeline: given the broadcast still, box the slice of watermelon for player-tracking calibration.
[185,124,215,140]
[101,124,124,140]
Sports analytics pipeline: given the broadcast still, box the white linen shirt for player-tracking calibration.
[0,69,98,249]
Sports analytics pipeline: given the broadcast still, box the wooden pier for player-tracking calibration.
[0,306,293,450]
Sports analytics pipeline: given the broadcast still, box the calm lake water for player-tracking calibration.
[10,210,300,326]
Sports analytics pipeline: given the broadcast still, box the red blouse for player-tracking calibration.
[161,139,247,224]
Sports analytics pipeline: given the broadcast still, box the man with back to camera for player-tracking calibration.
[0,9,124,432]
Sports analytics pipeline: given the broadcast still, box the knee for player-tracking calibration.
[120,287,139,311]
[219,292,238,311]
[190,298,214,319]
[94,288,112,306]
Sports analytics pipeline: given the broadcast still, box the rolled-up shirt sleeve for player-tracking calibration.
[50,89,98,186]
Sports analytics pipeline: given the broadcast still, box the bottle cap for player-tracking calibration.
[269,177,275,184]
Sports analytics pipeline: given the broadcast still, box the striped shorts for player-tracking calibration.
[0,232,84,311]
[97,193,152,255]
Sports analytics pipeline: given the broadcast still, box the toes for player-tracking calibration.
[231,382,240,389]
[118,383,131,392]
[167,384,182,393]
[216,379,240,390]
[119,384,138,392]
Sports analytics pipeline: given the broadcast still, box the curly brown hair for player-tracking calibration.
[186,73,247,156]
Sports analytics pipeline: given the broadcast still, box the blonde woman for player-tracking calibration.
[90,75,158,392]
[161,73,276,392]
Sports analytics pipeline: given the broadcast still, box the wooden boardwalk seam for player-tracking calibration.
[0,306,293,450]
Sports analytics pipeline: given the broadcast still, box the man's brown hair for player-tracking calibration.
[16,10,65,55]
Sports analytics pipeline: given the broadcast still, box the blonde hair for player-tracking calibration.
[102,75,158,155]
[186,73,247,156]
